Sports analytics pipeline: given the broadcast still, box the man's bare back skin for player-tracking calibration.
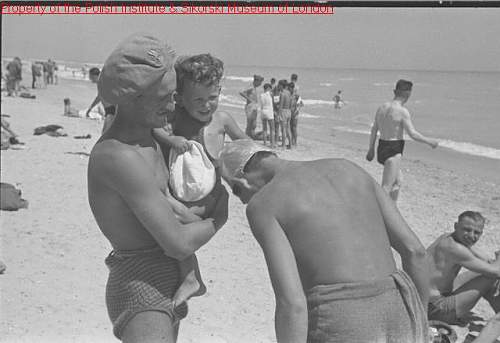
[251,159,398,289]
[375,101,406,140]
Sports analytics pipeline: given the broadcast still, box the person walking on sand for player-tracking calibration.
[87,34,229,343]
[220,139,429,343]
[366,79,439,202]
[427,211,500,326]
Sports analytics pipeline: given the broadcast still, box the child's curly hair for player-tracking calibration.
[175,54,224,94]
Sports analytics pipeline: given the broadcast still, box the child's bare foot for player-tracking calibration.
[173,270,206,307]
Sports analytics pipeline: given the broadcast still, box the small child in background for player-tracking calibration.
[153,53,247,306]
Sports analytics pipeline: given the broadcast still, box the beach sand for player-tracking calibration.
[1,74,499,343]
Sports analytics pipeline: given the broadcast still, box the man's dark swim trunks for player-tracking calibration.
[377,139,405,165]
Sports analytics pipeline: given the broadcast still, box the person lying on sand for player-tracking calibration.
[87,34,228,342]
[220,139,429,343]
[427,211,500,327]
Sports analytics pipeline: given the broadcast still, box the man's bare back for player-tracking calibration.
[375,101,407,140]
[249,159,398,290]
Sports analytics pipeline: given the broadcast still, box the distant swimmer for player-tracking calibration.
[366,79,439,202]
[333,90,344,109]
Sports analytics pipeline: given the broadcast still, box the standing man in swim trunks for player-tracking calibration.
[220,139,429,343]
[427,211,500,326]
[277,80,292,149]
[240,74,264,139]
[366,79,439,202]
[87,34,228,342]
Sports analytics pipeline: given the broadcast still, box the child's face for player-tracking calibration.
[178,80,220,123]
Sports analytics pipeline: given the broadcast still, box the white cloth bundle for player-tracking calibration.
[168,140,216,202]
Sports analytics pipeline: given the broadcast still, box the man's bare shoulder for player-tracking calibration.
[433,234,471,260]
[89,139,144,178]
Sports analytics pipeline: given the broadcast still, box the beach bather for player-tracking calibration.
[366,79,439,202]
[87,34,228,342]
[220,139,429,343]
[153,53,247,307]
[240,74,264,139]
[427,211,500,327]
[86,67,116,132]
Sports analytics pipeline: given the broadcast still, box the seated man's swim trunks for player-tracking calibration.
[306,270,428,343]
[377,139,405,165]
[105,246,188,339]
[428,294,459,324]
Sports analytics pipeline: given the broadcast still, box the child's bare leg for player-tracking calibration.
[173,254,206,307]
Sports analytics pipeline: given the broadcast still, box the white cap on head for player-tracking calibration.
[219,139,273,182]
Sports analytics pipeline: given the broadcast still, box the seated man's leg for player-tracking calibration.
[453,275,498,318]
[122,311,178,343]
[381,155,401,201]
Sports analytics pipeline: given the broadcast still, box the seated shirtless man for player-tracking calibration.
[427,211,500,326]
[87,34,228,342]
[220,139,429,343]
[366,79,439,202]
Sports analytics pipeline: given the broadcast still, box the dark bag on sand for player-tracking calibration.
[34,125,63,135]
[0,183,29,211]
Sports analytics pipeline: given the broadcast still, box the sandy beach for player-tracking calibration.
[1,71,499,343]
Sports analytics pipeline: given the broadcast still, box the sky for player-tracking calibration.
[2,6,500,71]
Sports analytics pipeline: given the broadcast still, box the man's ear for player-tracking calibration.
[454,222,458,231]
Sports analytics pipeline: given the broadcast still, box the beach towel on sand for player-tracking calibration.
[105,246,188,339]
[168,140,216,202]
[306,270,428,343]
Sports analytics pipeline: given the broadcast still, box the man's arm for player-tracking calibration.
[372,179,430,306]
[239,88,252,102]
[246,201,307,343]
[220,112,248,140]
[402,111,439,148]
[86,95,101,117]
[91,145,220,260]
[446,243,500,278]
[366,109,380,161]
[470,245,494,263]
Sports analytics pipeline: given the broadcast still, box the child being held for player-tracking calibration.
[154,54,247,307]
